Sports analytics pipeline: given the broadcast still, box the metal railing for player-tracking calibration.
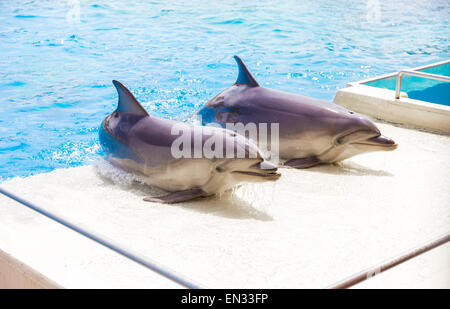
[395,70,450,99]
[327,232,450,289]
[0,186,204,289]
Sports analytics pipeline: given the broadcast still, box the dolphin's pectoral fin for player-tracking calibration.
[143,188,208,204]
[283,156,320,169]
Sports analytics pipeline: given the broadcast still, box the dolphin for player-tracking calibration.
[197,56,397,168]
[99,80,280,203]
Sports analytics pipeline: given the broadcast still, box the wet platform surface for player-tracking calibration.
[1,122,449,288]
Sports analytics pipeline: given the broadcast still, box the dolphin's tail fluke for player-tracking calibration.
[112,80,149,116]
[233,55,259,87]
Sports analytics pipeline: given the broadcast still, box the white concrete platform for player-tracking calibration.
[0,122,449,288]
[334,85,450,134]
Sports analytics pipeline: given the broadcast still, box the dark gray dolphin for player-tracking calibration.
[99,80,280,203]
[197,56,397,168]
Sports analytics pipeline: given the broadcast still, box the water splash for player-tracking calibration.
[229,181,278,214]
[94,159,140,188]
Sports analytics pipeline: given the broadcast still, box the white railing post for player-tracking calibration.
[395,70,450,100]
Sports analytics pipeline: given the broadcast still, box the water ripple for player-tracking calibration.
[0,0,449,180]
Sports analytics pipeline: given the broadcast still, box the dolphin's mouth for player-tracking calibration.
[353,135,398,150]
[336,129,397,151]
[232,161,281,180]
[232,170,281,180]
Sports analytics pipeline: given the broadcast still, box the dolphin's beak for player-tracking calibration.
[353,135,398,150]
[232,161,281,180]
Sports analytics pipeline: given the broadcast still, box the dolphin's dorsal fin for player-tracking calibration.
[234,55,259,87]
[112,80,149,116]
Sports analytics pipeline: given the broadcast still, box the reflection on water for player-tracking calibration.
[1,0,448,180]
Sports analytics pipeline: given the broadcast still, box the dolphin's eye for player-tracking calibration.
[349,111,354,114]
[216,166,225,172]
[114,112,119,118]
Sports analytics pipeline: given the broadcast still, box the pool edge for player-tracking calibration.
[0,248,62,289]
[333,84,450,134]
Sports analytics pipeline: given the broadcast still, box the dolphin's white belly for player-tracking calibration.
[142,159,213,192]
[111,157,240,194]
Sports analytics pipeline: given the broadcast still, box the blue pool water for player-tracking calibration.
[365,62,450,106]
[1,1,449,180]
